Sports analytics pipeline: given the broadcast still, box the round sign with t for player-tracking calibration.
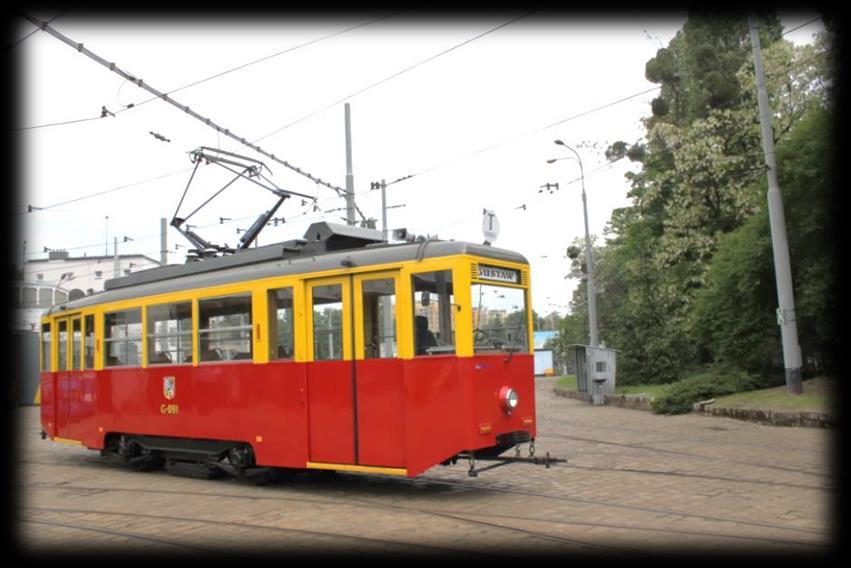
[482,209,499,244]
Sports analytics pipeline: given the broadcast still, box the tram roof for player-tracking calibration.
[45,231,528,315]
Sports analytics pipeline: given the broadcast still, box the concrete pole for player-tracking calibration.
[160,217,168,266]
[580,172,599,349]
[113,236,119,278]
[344,103,356,226]
[378,178,394,355]
[748,15,803,394]
[380,179,388,241]
[555,140,599,348]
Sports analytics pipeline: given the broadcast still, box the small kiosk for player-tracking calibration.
[569,344,618,405]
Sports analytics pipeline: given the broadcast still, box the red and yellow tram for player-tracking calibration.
[39,222,558,479]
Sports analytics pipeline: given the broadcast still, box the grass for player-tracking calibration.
[555,375,576,390]
[554,372,832,414]
[713,377,832,413]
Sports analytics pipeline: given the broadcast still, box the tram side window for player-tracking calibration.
[362,278,397,359]
[268,288,295,360]
[104,309,143,367]
[198,294,253,362]
[411,270,455,356]
[41,323,51,372]
[72,319,82,371]
[57,320,68,370]
[84,315,95,369]
[147,302,193,365]
[313,284,343,361]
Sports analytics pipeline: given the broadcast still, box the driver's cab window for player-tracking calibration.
[412,270,455,356]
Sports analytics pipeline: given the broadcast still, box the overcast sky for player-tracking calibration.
[15,11,824,316]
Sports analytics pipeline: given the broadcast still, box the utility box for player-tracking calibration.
[570,344,618,404]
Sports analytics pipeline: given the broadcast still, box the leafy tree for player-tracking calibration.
[582,14,833,386]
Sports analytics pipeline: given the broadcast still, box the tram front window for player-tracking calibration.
[472,284,528,353]
[412,270,455,356]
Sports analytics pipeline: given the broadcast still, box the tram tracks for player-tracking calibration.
[17,459,831,550]
[536,431,834,480]
[20,505,463,555]
[413,475,831,540]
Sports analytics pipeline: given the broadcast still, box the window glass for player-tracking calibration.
[22,287,36,308]
[38,288,52,308]
[198,294,252,362]
[72,319,82,370]
[41,323,51,372]
[471,284,528,352]
[57,320,68,371]
[268,288,295,360]
[147,302,193,365]
[55,290,67,304]
[313,284,343,361]
[104,309,143,367]
[412,270,455,356]
[361,278,397,359]
[83,315,95,369]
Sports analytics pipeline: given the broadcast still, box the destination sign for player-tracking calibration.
[478,265,519,284]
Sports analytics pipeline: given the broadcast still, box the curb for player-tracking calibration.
[553,387,652,411]
[693,402,834,428]
[553,387,834,428]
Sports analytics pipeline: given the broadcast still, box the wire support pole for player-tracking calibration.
[23,15,347,199]
[344,103,356,226]
[748,15,803,394]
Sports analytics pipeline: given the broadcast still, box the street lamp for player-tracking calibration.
[547,139,599,348]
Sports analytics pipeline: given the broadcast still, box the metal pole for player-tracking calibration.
[748,15,803,394]
[160,217,167,266]
[113,237,119,278]
[344,103,356,226]
[579,162,599,349]
[554,141,599,348]
[380,179,388,241]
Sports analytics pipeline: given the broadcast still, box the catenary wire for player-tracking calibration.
[22,14,350,200]
[112,15,395,117]
[248,12,536,146]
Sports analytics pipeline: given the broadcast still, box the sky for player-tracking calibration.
[14,11,825,317]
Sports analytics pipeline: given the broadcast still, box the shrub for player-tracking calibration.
[650,367,759,414]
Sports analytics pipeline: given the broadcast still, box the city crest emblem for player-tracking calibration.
[163,376,176,400]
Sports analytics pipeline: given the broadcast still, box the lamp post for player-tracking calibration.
[547,140,599,348]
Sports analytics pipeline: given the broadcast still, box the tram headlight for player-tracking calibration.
[499,386,519,413]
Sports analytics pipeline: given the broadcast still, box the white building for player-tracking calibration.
[25,249,161,297]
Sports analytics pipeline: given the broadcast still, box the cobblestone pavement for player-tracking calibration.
[15,377,836,557]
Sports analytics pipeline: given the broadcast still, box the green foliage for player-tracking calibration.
[566,13,836,390]
[650,367,760,414]
[690,106,837,376]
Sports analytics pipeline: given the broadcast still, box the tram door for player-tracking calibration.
[306,272,404,468]
[54,317,71,438]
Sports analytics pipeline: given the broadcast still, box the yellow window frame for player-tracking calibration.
[305,275,352,362]
[353,270,405,361]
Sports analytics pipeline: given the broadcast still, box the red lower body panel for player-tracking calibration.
[39,353,535,477]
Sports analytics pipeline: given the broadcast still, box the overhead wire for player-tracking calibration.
[21,14,349,200]
[9,10,67,49]
[248,12,535,146]
[22,18,830,255]
[111,14,395,117]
